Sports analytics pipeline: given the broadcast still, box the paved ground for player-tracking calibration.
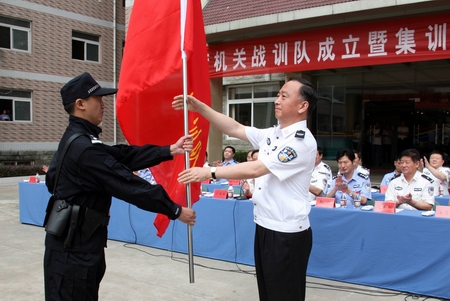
[0,177,443,301]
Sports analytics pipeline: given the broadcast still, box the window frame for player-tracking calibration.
[0,17,31,52]
[0,91,33,123]
[71,31,100,63]
[226,82,280,139]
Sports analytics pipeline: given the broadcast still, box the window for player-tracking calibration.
[0,16,31,52]
[227,83,279,132]
[0,90,32,122]
[72,31,100,62]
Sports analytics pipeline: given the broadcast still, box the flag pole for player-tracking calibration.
[181,0,195,283]
[182,52,195,283]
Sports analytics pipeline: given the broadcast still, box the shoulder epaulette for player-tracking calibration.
[421,174,434,183]
[357,172,369,180]
[295,130,305,139]
[389,173,401,181]
[323,163,331,171]
[89,135,103,144]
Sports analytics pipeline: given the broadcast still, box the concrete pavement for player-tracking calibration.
[0,178,440,301]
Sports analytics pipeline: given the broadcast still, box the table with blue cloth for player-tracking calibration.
[19,182,450,299]
[371,191,450,206]
[436,195,450,205]
[201,183,242,192]
[371,192,385,201]
[19,182,48,225]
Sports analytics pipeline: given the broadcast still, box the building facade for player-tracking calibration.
[3,0,450,169]
[0,0,126,165]
[202,0,450,167]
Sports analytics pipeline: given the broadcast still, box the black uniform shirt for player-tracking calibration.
[45,115,182,252]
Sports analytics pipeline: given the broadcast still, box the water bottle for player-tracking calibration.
[227,185,234,199]
[439,182,444,197]
[340,191,347,208]
[354,191,361,209]
[35,172,40,183]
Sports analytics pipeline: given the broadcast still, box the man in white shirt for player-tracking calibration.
[420,149,450,196]
[385,149,434,210]
[354,151,370,176]
[370,122,382,167]
[309,147,332,200]
[173,77,317,301]
[397,120,410,153]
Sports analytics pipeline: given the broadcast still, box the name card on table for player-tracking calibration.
[379,186,388,194]
[316,197,336,208]
[374,201,396,214]
[228,179,240,186]
[29,176,36,183]
[435,206,450,218]
[213,189,228,199]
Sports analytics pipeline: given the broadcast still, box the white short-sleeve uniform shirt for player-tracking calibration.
[245,120,317,233]
[356,165,370,176]
[309,161,332,200]
[385,171,435,210]
[422,166,450,195]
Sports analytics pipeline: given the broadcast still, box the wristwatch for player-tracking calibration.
[211,167,217,179]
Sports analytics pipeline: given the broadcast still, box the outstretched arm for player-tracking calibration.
[178,207,196,226]
[169,134,193,156]
[173,95,249,142]
[178,160,270,184]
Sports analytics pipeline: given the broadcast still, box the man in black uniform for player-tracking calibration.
[44,72,196,300]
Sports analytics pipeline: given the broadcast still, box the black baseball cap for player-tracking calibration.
[60,72,118,106]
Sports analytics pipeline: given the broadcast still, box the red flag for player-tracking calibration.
[117,0,210,237]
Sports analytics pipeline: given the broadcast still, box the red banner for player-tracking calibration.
[208,13,449,78]
[117,0,210,237]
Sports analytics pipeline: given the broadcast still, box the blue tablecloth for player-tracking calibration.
[108,196,255,265]
[201,183,242,192]
[436,195,450,205]
[19,182,48,226]
[18,182,450,299]
[371,192,450,206]
[371,192,385,201]
[308,207,450,299]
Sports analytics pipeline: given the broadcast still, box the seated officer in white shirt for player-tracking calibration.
[385,148,434,210]
[309,147,332,200]
[419,149,450,196]
[354,151,370,176]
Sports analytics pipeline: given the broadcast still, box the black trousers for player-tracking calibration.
[44,248,106,301]
[254,224,313,301]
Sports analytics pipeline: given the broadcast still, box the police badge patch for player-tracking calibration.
[278,146,297,162]
[428,187,434,196]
